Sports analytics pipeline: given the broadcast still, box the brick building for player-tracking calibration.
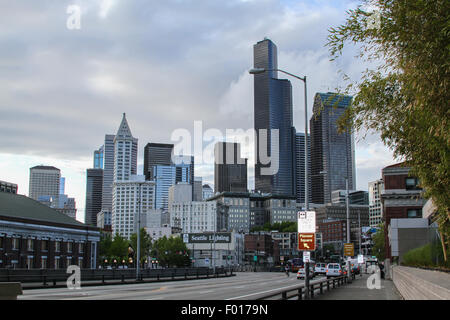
[244,232,280,267]
[381,163,426,261]
[317,219,347,247]
[0,192,100,269]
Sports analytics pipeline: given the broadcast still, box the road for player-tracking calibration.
[19,272,326,300]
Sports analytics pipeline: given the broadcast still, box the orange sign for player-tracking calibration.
[298,233,316,251]
[344,243,354,256]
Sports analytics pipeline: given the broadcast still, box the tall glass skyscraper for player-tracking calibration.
[310,92,355,204]
[94,146,104,169]
[295,133,312,204]
[252,38,296,197]
[101,134,115,212]
[85,168,103,226]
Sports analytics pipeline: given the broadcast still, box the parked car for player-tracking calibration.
[326,263,344,278]
[297,264,316,280]
[315,263,327,275]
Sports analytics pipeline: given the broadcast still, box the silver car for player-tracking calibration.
[326,263,344,278]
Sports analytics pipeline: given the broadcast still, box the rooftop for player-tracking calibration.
[0,192,88,228]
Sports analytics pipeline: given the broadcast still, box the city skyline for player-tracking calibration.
[0,1,397,223]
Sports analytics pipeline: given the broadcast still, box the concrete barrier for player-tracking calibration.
[0,282,23,300]
[392,266,450,300]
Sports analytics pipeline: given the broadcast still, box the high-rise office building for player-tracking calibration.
[193,177,203,201]
[94,145,104,169]
[295,133,311,204]
[252,38,296,197]
[175,155,194,185]
[310,92,355,204]
[29,166,61,206]
[151,165,176,211]
[101,134,115,212]
[144,143,174,180]
[368,179,384,228]
[85,168,103,226]
[114,113,138,182]
[202,184,214,200]
[214,142,248,193]
[111,114,155,239]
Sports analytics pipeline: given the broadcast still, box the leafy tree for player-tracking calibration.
[152,236,190,267]
[327,0,449,261]
[130,228,152,263]
[371,224,385,261]
[109,234,129,261]
[98,232,112,260]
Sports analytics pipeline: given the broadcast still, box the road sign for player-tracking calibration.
[358,254,364,264]
[298,233,316,251]
[303,251,311,263]
[344,243,354,256]
[204,258,210,265]
[298,211,316,233]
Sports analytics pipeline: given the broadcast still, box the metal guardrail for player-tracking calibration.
[0,267,233,287]
[255,274,355,300]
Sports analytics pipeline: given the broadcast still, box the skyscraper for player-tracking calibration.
[144,143,174,180]
[113,113,138,182]
[29,166,61,206]
[252,38,296,197]
[94,145,104,169]
[310,92,355,204]
[368,179,384,227]
[85,168,103,226]
[295,133,311,204]
[214,142,248,193]
[111,113,155,239]
[101,134,115,212]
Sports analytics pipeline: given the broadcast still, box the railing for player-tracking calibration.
[0,267,234,288]
[252,275,352,300]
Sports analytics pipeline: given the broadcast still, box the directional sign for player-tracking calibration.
[303,251,311,263]
[298,211,316,233]
[344,243,354,257]
[298,233,316,251]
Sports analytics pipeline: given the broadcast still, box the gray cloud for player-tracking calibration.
[0,0,394,215]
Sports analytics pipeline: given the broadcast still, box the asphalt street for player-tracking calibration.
[19,271,325,300]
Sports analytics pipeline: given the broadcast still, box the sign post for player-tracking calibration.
[298,211,316,300]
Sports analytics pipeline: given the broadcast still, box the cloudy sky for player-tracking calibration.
[0,0,396,223]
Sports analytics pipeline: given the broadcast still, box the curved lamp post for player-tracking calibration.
[249,67,311,295]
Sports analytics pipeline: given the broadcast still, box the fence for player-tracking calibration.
[228,275,353,300]
[0,267,233,288]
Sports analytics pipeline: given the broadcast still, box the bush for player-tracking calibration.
[402,241,450,269]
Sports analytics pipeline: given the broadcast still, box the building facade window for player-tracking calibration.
[407,209,421,218]
[27,239,34,251]
[405,177,420,190]
[41,257,47,269]
[67,242,73,253]
[55,241,60,252]
[41,240,48,251]
[12,238,19,250]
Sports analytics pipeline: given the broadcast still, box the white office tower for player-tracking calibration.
[368,179,384,227]
[170,201,218,233]
[112,113,155,239]
[168,182,193,210]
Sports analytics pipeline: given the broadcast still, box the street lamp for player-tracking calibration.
[250,67,310,295]
[249,67,309,210]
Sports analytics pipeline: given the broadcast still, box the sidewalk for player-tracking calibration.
[396,266,450,290]
[315,273,403,300]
